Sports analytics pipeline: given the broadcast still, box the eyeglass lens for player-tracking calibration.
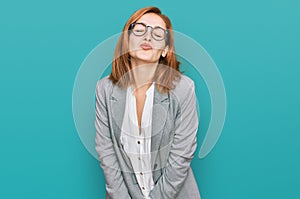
[131,23,165,41]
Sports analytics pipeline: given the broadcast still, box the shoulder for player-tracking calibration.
[172,74,196,95]
[168,74,196,107]
[96,75,112,88]
[95,75,113,96]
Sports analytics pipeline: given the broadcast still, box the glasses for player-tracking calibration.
[129,22,168,41]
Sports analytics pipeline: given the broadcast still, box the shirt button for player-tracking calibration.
[138,157,141,160]
[137,140,140,144]
[140,172,143,175]
[142,186,145,190]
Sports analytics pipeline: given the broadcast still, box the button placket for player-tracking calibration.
[121,83,155,199]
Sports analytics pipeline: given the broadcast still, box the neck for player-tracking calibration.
[131,60,158,89]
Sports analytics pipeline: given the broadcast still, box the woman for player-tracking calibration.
[95,6,201,199]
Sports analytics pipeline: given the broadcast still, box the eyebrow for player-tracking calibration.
[136,21,165,29]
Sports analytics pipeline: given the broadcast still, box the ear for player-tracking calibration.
[161,46,169,57]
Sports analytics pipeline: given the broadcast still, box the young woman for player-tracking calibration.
[95,6,201,199]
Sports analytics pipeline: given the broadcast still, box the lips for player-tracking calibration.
[140,43,152,50]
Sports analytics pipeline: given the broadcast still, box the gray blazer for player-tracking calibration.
[95,75,201,199]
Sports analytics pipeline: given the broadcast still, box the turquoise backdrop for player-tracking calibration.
[0,0,299,198]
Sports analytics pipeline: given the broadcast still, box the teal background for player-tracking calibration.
[0,0,299,198]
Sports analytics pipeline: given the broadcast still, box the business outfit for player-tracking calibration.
[121,82,155,198]
[95,75,201,199]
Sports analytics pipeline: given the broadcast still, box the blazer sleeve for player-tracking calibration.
[94,80,131,199]
[149,81,199,199]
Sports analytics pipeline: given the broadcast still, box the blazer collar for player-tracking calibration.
[110,83,169,170]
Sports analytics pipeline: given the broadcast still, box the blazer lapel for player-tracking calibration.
[150,86,169,169]
[110,85,135,172]
[111,84,126,143]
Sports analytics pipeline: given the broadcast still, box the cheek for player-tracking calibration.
[152,43,165,54]
[154,49,164,59]
[128,35,140,52]
[152,41,166,52]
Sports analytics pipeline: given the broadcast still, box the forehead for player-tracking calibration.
[136,13,166,29]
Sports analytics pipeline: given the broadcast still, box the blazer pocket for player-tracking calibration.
[152,168,162,184]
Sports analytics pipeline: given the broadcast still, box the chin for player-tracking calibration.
[134,52,156,64]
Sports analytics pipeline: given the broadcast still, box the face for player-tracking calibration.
[128,13,169,66]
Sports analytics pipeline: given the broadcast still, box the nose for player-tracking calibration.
[144,26,152,41]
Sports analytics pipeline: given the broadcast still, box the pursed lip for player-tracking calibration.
[140,42,153,50]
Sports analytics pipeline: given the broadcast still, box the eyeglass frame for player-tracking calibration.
[128,22,169,43]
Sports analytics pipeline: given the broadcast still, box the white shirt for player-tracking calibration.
[120,82,155,198]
